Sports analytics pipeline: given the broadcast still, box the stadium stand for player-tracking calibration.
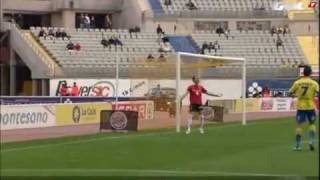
[150,0,286,18]
[192,30,307,68]
[30,27,174,69]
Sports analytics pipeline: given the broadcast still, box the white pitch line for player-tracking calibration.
[0,132,173,153]
[0,168,303,177]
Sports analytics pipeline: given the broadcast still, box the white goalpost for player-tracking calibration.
[175,52,247,133]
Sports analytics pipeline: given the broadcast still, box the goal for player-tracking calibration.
[114,52,246,132]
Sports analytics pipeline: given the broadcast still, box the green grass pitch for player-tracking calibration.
[0,117,318,179]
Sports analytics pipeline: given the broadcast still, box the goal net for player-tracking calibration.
[116,52,246,132]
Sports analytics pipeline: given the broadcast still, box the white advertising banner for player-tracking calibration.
[50,79,131,97]
[50,79,242,101]
[259,98,296,112]
[0,104,56,130]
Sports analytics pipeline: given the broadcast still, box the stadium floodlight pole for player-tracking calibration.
[176,52,181,133]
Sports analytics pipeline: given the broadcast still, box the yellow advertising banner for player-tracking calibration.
[55,103,112,126]
[234,98,260,113]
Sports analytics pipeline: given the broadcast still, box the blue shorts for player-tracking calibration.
[296,110,316,124]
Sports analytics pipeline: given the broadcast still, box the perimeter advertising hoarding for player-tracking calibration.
[100,110,138,131]
[112,101,154,120]
[0,104,56,130]
[55,103,112,126]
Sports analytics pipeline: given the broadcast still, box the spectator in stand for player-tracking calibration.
[164,0,172,7]
[74,42,81,51]
[277,27,283,35]
[108,36,115,45]
[79,14,85,29]
[224,29,231,39]
[105,15,112,29]
[47,28,55,40]
[15,14,24,29]
[156,24,164,35]
[271,26,277,37]
[276,36,284,51]
[101,37,109,48]
[283,25,290,36]
[129,26,140,38]
[174,24,177,34]
[113,37,123,47]
[90,16,96,29]
[158,54,166,62]
[201,41,209,54]
[61,30,69,40]
[147,54,155,62]
[60,83,68,96]
[84,14,91,29]
[55,28,62,39]
[66,41,75,53]
[162,34,170,43]
[216,26,224,37]
[210,41,220,53]
[159,42,171,53]
[186,0,197,10]
[38,28,47,39]
[71,82,80,96]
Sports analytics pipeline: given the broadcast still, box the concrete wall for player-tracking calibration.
[3,0,51,13]
[113,0,145,29]
[3,0,122,13]
[289,20,319,35]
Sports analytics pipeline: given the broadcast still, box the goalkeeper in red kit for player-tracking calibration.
[181,76,223,134]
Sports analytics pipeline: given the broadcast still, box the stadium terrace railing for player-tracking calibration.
[148,9,287,19]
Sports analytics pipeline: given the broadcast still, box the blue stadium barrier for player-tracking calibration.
[168,36,199,53]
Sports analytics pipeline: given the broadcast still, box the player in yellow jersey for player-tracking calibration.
[289,65,319,151]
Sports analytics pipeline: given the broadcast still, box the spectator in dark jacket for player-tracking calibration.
[66,41,74,52]
[216,27,224,36]
[47,28,55,40]
[271,26,277,37]
[156,24,164,35]
[61,30,69,40]
[38,28,47,39]
[147,54,155,62]
[114,37,123,46]
[201,41,209,54]
[186,0,197,10]
[164,0,172,7]
[211,41,220,53]
[101,37,109,48]
[276,36,284,51]
[55,29,62,38]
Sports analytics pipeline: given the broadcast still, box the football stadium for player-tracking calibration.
[0,0,319,179]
